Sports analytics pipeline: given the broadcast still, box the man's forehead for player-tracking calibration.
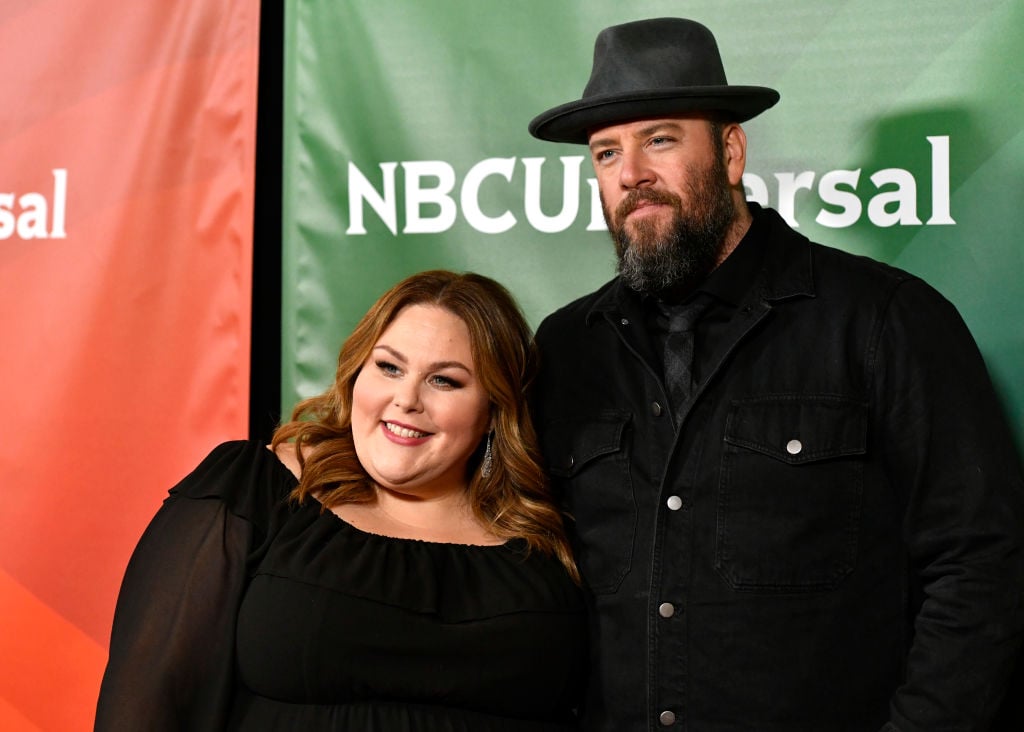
[587,115,711,146]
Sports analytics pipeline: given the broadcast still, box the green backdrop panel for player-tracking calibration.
[282,0,1023,450]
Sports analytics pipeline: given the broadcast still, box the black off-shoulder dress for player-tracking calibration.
[96,440,587,731]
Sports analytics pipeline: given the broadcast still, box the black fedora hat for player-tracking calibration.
[529,18,780,144]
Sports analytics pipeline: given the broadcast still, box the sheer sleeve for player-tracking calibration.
[95,441,291,731]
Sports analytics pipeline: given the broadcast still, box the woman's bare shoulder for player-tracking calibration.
[267,442,302,480]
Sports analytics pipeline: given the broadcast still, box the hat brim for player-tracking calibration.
[528,86,780,144]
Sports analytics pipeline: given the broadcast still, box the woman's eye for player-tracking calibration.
[376,360,401,376]
[430,374,462,389]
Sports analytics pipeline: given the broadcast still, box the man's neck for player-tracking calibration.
[715,199,753,267]
[657,202,752,303]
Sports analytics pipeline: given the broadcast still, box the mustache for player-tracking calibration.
[615,188,682,221]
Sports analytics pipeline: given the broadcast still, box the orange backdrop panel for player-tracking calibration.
[0,1,260,728]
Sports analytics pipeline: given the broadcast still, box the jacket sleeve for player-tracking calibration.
[877,279,1024,731]
[94,442,265,731]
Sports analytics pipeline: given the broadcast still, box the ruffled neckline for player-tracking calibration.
[174,440,581,623]
[260,442,516,550]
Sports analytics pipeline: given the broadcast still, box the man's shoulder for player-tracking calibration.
[537,277,619,335]
[810,242,929,312]
[812,239,913,279]
[757,207,919,295]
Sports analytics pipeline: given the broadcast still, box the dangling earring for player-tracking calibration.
[481,431,494,478]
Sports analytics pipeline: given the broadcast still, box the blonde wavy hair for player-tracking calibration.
[272,270,578,582]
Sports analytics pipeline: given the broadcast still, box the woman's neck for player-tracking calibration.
[334,486,503,546]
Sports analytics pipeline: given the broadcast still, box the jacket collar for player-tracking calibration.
[584,204,815,325]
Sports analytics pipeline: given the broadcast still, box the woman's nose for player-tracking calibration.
[393,381,423,412]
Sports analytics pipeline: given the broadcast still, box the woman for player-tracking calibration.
[96,271,586,730]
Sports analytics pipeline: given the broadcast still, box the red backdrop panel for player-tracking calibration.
[0,1,259,728]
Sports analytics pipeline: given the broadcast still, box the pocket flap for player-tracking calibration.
[724,395,867,464]
[542,411,630,477]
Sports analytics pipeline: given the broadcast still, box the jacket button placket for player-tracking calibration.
[653,398,699,730]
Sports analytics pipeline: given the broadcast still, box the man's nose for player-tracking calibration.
[619,151,655,189]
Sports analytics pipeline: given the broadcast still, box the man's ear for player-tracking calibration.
[723,123,747,187]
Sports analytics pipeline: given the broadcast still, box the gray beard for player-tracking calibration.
[607,156,735,297]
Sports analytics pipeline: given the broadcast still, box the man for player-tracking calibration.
[528,17,1024,731]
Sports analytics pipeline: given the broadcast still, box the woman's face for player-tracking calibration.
[351,304,491,499]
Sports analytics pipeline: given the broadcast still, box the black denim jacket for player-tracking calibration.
[533,207,1024,731]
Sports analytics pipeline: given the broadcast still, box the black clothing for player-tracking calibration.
[96,440,587,731]
[533,206,1024,731]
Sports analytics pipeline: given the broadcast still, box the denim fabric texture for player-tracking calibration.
[533,206,1024,732]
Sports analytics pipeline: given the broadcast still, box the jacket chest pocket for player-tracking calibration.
[716,395,868,592]
[543,412,634,595]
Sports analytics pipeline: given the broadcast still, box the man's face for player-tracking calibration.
[588,116,736,295]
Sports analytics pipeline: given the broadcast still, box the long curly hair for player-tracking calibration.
[272,270,578,582]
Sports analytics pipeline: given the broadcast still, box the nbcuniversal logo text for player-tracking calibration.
[345,136,955,236]
[0,169,67,240]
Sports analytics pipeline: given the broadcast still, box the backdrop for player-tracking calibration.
[0,1,259,729]
[281,0,1023,455]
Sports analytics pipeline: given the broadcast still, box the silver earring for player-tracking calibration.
[481,431,494,478]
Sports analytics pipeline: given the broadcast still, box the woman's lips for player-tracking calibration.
[382,421,431,443]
